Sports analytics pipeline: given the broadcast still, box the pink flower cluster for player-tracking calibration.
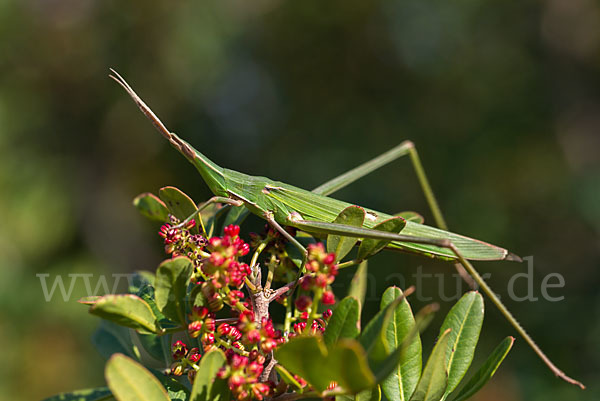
[202,225,251,289]
[218,350,273,401]
[295,243,338,312]
[169,340,202,382]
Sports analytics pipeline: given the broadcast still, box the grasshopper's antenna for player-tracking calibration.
[108,68,172,141]
[109,68,198,161]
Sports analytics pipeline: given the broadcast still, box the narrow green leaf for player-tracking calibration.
[155,257,194,324]
[372,304,437,385]
[439,292,484,397]
[395,211,424,224]
[191,348,228,401]
[133,193,170,222]
[158,186,199,232]
[380,287,422,401]
[90,295,158,334]
[359,288,409,362]
[348,260,368,310]
[105,354,170,401]
[42,387,112,401]
[451,337,514,401]
[357,218,406,261]
[409,329,451,401]
[327,206,366,261]
[324,296,361,347]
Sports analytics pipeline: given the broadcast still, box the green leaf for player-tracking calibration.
[133,193,170,222]
[359,289,408,362]
[158,186,199,232]
[409,329,451,401]
[451,337,514,401]
[92,322,135,360]
[348,260,368,310]
[222,205,250,229]
[191,348,229,401]
[157,376,190,401]
[330,340,378,394]
[324,296,361,347]
[78,296,101,305]
[357,218,406,261]
[133,331,165,364]
[380,287,422,401]
[42,387,112,401]
[371,303,438,384]
[395,211,424,224]
[275,336,376,394]
[105,354,170,401]
[129,271,155,294]
[275,335,330,392]
[90,294,158,334]
[337,385,381,401]
[439,292,484,398]
[155,257,194,324]
[327,206,366,261]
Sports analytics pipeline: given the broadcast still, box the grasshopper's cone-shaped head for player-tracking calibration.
[109,69,228,197]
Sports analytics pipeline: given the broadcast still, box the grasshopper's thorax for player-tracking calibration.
[175,137,228,197]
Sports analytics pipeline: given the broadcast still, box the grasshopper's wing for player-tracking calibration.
[264,185,516,262]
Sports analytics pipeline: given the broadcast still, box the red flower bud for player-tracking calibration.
[239,242,250,256]
[187,369,196,383]
[204,317,216,332]
[248,361,264,377]
[246,329,261,344]
[260,338,278,353]
[171,341,188,360]
[321,291,335,305]
[295,295,312,311]
[224,224,240,237]
[323,309,333,320]
[188,349,201,363]
[188,321,203,338]
[202,332,215,346]
[218,323,232,336]
[170,362,184,376]
[323,253,336,265]
[209,237,222,248]
[229,327,243,341]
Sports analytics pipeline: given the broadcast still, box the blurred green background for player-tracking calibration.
[0,0,598,400]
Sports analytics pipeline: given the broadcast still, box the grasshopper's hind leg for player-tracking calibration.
[286,216,584,389]
[313,140,476,288]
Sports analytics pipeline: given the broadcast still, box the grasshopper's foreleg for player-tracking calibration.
[286,216,584,389]
[263,212,308,270]
[313,140,475,288]
[173,196,243,233]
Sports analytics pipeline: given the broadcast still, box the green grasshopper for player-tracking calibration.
[109,69,583,389]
